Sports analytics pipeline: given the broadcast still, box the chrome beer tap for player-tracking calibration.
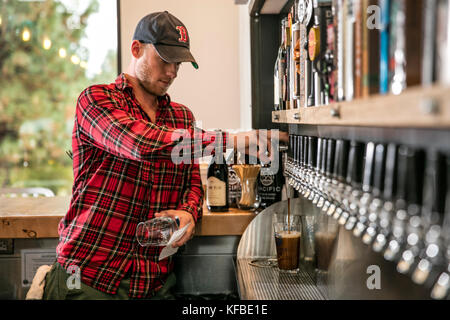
[361,144,387,245]
[322,139,336,213]
[312,137,324,205]
[327,139,345,217]
[330,140,350,221]
[339,141,365,227]
[430,160,450,299]
[373,144,399,253]
[409,151,447,288]
[300,136,310,196]
[287,135,299,190]
[305,136,318,201]
[384,147,424,262]
[287,134,294,177]
[288,135,298,186]
[290,135,303,193]
[316,138,328,208]
[352,142,376,237]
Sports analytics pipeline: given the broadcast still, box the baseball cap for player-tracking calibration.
[133,11,199,69]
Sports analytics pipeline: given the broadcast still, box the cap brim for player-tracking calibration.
[154,44,199,69]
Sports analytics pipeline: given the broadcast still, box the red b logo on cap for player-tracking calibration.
[176,26,188,43]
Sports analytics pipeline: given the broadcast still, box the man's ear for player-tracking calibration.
[131,40,144,59]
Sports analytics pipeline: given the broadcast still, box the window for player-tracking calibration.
[0,0,118,196]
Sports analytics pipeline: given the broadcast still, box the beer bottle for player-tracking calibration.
[257,153,285,209]
[207,150,229,212]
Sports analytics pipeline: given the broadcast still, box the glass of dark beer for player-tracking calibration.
[273,216,302,272]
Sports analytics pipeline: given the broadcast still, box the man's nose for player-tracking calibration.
[166,63,178,79]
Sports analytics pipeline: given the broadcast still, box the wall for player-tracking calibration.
[120,0,252,130]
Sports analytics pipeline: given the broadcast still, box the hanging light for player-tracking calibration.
[43,36,52,50]
[71,55,80,65]
[22,27,31,42]
[0,16,2,26]
[59,48,67,58]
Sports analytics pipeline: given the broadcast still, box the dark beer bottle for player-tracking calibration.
[207,152,229,212]
[257,153,285,209]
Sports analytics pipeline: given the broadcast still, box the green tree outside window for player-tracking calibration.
[0,0,117,195]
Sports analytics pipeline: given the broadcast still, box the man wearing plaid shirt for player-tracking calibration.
[43,11,286,300]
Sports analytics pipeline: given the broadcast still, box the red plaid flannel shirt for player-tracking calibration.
[56,73,226,298]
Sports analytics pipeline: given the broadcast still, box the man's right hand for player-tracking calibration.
[229,129,288,161]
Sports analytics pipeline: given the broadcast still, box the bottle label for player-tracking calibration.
[207,176,226,206]
[259,174,275,187]
[228,168,241,200]
[258,172,283,207]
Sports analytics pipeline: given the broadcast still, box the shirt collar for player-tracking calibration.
[115,73,171,108]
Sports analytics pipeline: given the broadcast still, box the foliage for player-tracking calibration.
[0,0,117,194]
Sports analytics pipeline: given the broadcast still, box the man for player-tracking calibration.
[43,11,286,300]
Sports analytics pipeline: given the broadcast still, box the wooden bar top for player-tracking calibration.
[0,196,256,239]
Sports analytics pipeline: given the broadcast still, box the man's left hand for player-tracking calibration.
[155,210,195,248]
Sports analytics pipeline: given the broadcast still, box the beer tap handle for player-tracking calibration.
[362,143,386,244]
[303,136,309,171]
[383,144,399,203]
[332,139,342,181]
[317,137,323,174]
[421,151,446,228]
[352,141,371,235]
[306,136,317,199]
[362,142,376,194]
[396,149,426,274]
[321,138,328,176]
[395,146,410,208]
[289,135,294,162]
[337,140,350,183]
[302,136,309,195]
[347,141,365,189]
[298,135,303,168]
[429,155,450,299]
[383,145,408,261]
[343,141,364,228]
[293,135,298,166]
[333,140,344,181]
[333,139,349,221]
[443,156,450,251]
[405,149,425,213]
[308,136,318,171]
[322,138,336,213]
[326,139,336,179]
[373,144,387,199]
[329,139,343,217]
[373,144,397,253]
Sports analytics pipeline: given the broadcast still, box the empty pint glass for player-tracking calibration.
[136,217,178,247]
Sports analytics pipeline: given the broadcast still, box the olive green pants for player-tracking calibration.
[42,262,176,300]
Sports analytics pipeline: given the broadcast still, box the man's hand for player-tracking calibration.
[155,210,195,248]
[229,129,289,161]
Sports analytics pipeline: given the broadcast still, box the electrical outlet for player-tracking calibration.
[0,239,14,254]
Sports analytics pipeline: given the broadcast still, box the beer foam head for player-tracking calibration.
[278,230,301,238]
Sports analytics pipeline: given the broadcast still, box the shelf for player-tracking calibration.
[272,85,450,128]
[248,0,293,16]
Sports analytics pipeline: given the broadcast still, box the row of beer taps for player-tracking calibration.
[285,135,450,299]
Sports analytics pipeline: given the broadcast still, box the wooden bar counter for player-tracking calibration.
[0,196,256,239]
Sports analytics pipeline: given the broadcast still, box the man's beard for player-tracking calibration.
[136,62,168,97]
